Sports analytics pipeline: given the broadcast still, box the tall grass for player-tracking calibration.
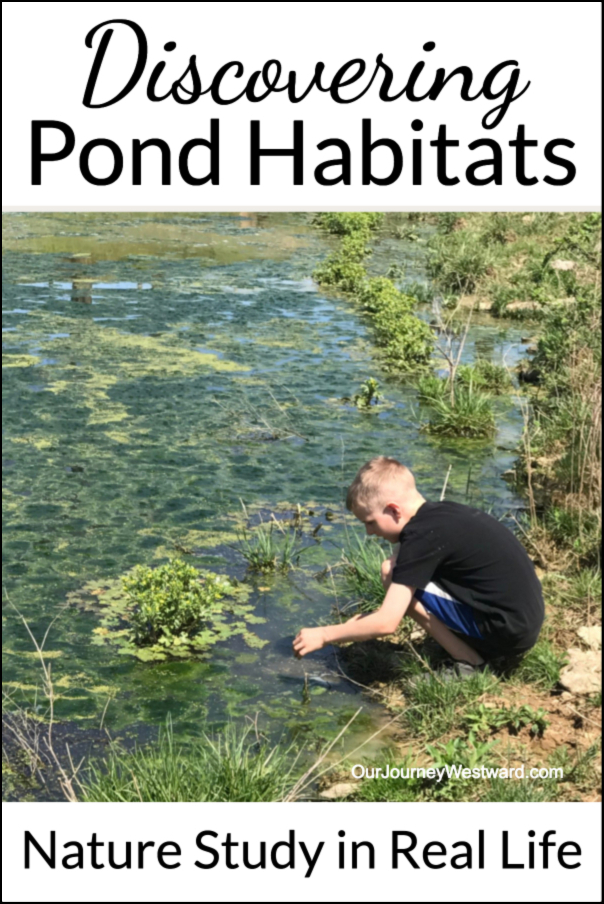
[341,535,389,613]
[81,719,303,802]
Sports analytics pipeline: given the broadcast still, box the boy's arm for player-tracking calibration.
[293,581,414,658]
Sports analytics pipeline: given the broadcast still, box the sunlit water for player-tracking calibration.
[2,213,530,794]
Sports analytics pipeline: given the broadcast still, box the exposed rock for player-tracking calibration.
[559,648,601,695]
[550,259,576,271]
[458,295,492,311]
[507,300,541,312]
[577,626,602,651]
[319,782,357,800]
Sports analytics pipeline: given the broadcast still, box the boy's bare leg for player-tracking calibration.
[407,598,485,666]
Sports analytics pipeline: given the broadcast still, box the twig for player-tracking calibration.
[440,465,453,501]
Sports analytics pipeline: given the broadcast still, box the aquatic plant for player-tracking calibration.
[416,373,449,403]
[237,517,305,573]
[70,562,266,662]
[421,383,496,438]
[357,278,434,371]
[352,378,382,409]
[124,559,232,646]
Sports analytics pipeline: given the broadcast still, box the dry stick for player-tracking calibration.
[5,594,81,801]
[565,703,602,729]
[99,696,112,733]
[440,465,453,502]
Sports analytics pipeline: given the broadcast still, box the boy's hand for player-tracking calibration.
[293,627,327,658]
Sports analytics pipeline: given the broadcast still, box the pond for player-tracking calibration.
[2,212,530,788]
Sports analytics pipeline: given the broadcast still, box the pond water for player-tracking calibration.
[2,213,529,784]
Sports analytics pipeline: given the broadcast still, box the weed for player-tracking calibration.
[478,777,559,802]
[464,703,550,737]
[509,640,567,690]
[400,662,498,740]
[457,358,512,393]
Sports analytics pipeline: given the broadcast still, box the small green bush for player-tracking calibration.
[124,559,233,647]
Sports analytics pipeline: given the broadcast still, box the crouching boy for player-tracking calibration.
[293,457,544,677]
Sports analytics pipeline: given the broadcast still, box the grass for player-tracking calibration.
[81,719,303,802]
[457,358,513,393]
[507,640,567,690]
[236,516,305,573]
[340,535,389,613]
[397,657,499,740]
[421,383,496,438]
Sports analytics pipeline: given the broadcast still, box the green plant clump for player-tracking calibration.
[124,559,234,646]
[457,358,512,393]
[352,378,382,409]
[422,383,496,438]
[358,277,434,371]
[237,519,305,573]
[313,212,384,235]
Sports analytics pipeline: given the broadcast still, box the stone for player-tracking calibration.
[319,782,357,800]
[577,626,602,651]
[507,300,541,312]
[550,259,576,271]
[559,648,601,695]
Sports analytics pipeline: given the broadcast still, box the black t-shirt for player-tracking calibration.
[391,500,544,653]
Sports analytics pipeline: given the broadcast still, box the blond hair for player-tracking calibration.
[346,457,416,511]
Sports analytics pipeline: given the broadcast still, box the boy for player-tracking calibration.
[293,456,544,677]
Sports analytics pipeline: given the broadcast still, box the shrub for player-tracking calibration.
[123,559,233,646]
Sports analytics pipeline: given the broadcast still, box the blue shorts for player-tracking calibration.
[414,582,483,640]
